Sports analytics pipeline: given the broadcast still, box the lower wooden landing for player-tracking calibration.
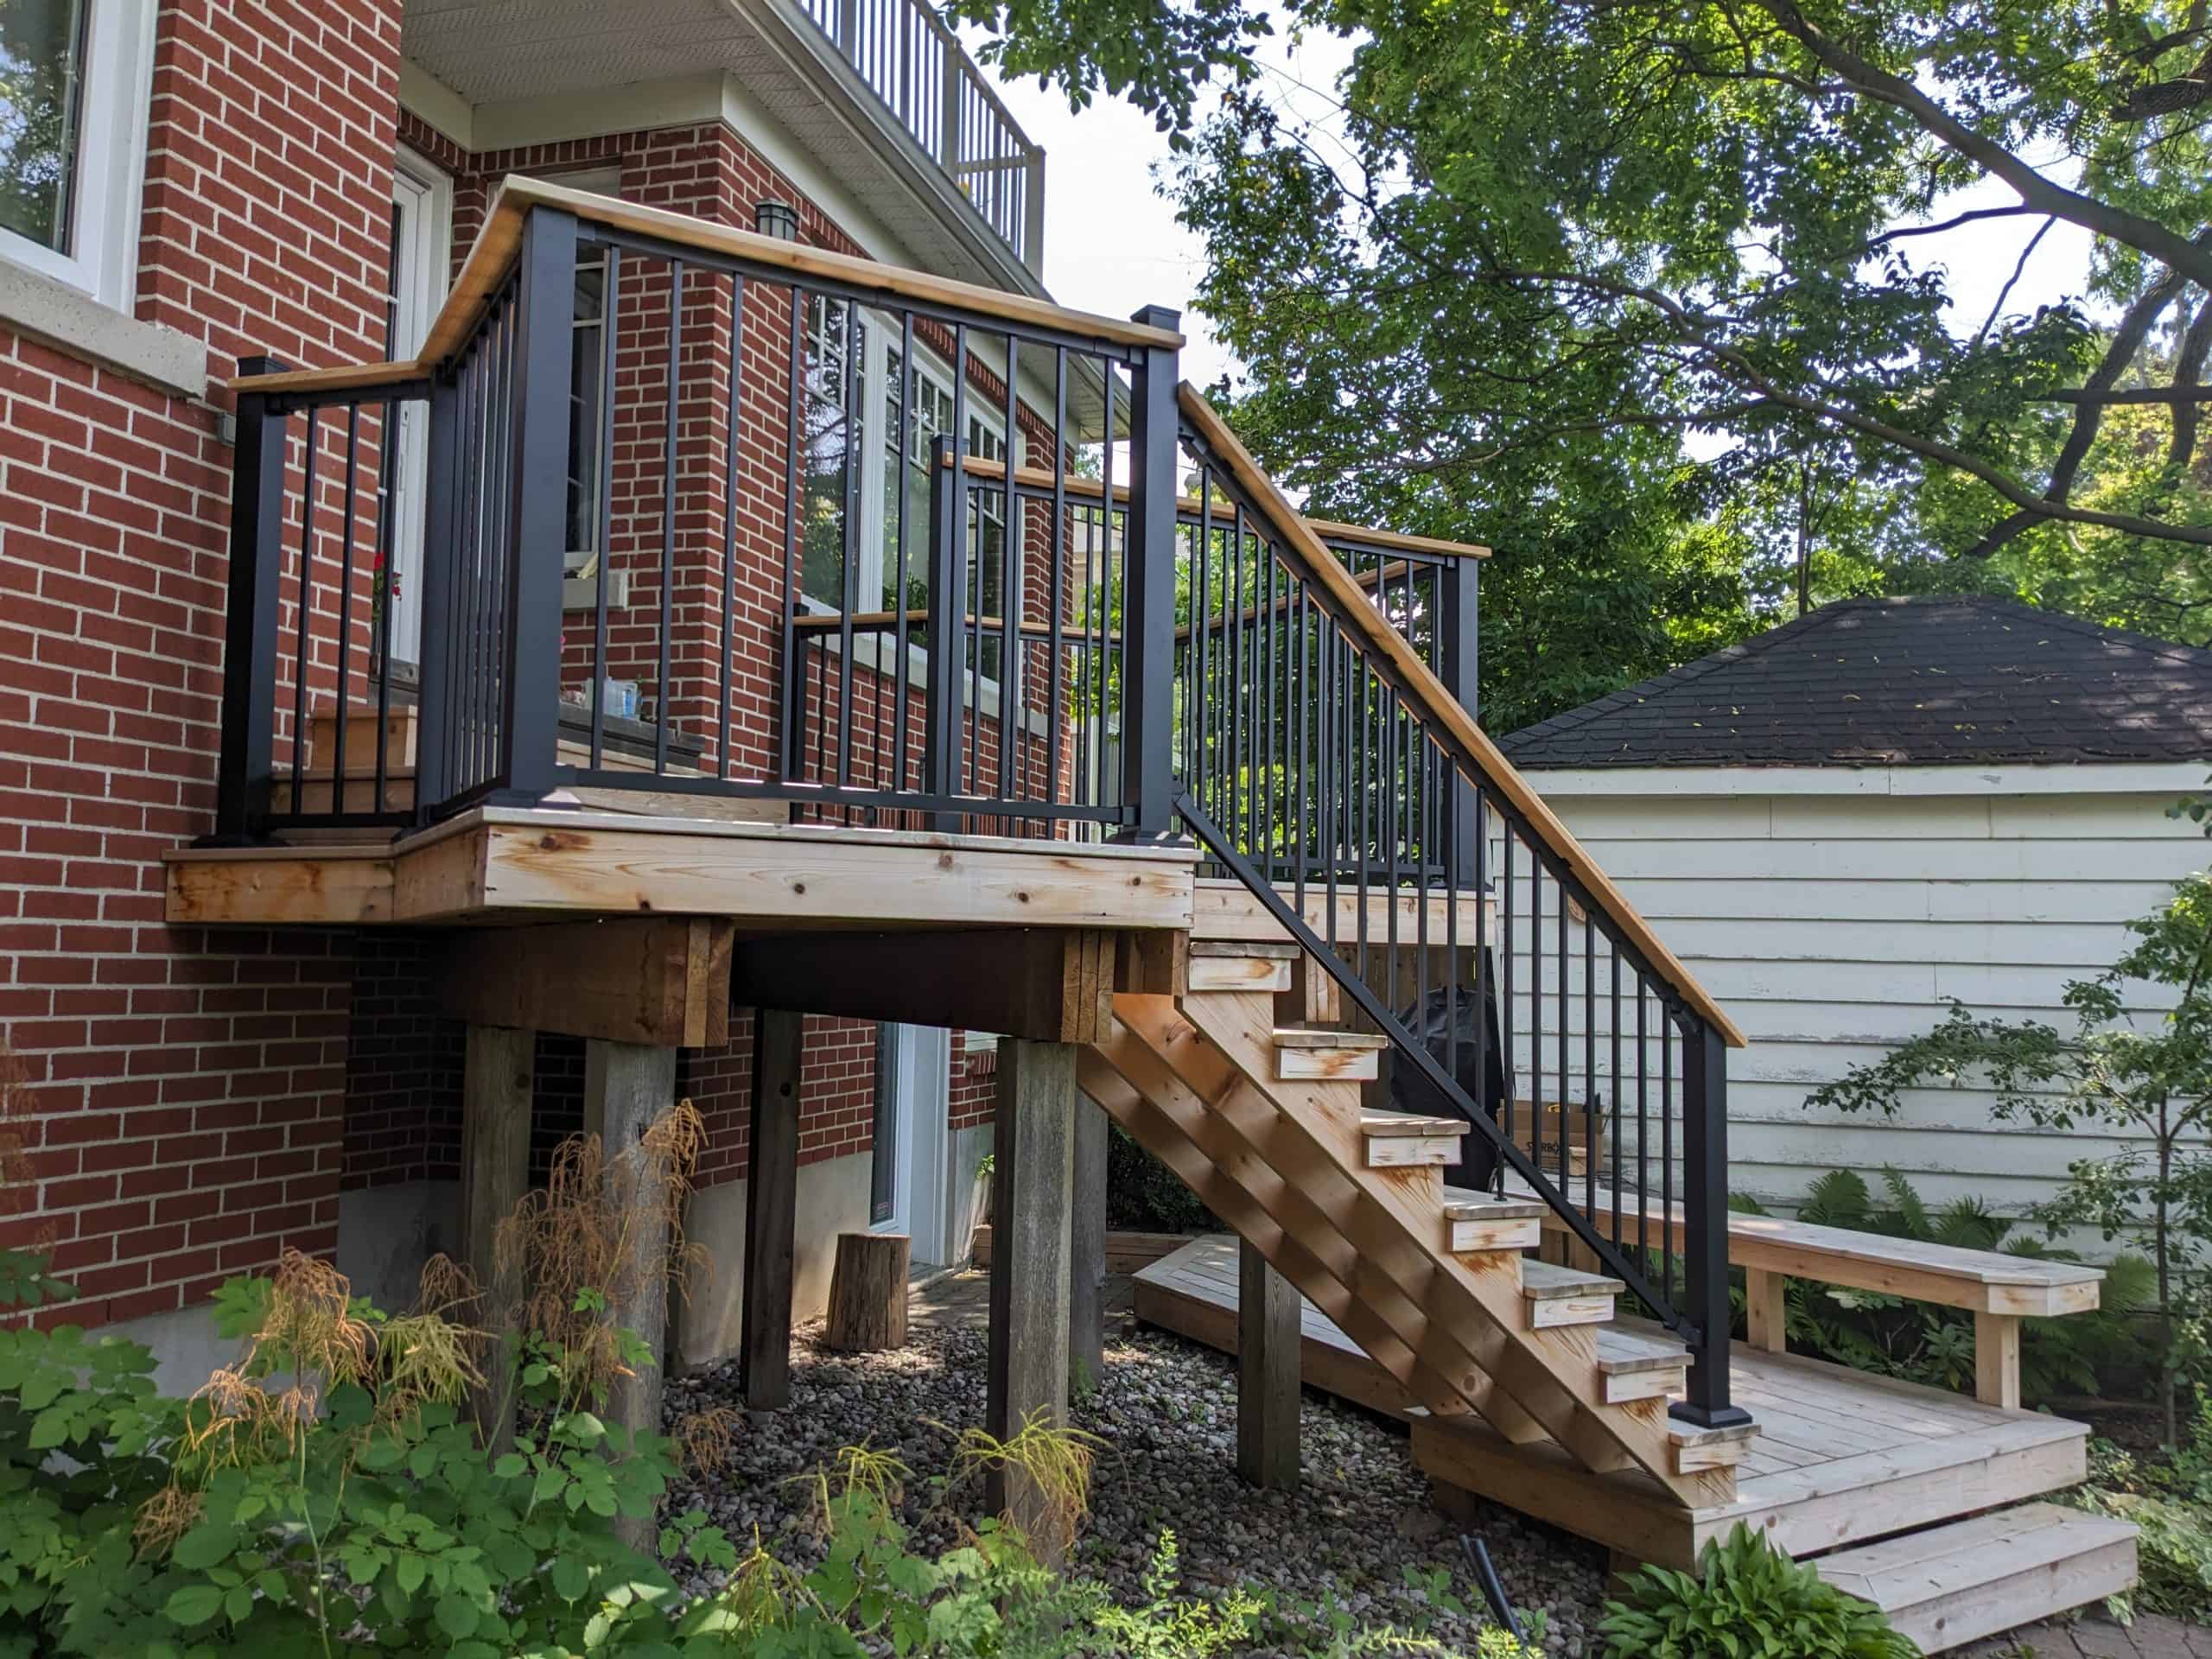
[1134,1235,2091,1572]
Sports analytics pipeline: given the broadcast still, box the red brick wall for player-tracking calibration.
[0,0,405,1330]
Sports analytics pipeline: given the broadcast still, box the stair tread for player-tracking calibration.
[1362,1111,1471,1138]
[1190,939,1300,959]
[1440,1185,1545,1221]
[1594,1328,1688,1375]
[1815,1503,2137,1609]
[1275,1027,1389,1051]
[1519,1259,1624,1300]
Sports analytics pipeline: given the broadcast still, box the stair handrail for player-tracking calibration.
[1174,384,1751,1429]
[1176,385,1744,1049]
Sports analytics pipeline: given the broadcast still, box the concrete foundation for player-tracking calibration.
[674,1149,873,1370]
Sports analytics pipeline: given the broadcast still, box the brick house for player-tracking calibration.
[0,0,1058,1380]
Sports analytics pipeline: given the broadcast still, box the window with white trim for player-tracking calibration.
[0,0,156,308]
[799,296,1018,640]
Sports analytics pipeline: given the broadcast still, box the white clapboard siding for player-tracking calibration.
[1494,764,2209,1241]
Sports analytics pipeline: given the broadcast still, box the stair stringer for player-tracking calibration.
[1083,1022,1541,1435]
[1141,987,1730,1508]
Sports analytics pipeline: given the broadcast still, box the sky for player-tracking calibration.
[969,35,2106,393]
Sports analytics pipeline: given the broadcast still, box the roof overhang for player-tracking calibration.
[1510,760,2212,799]
[400,0,1045,297]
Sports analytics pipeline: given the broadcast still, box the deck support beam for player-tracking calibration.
[583,1037,679,1517]
[460,1024,534,1452]
[1236,1239,1301,1490]
[741,1008,804,1410]
[987,1038,1076,1558]
[1069,1096,1108,1393]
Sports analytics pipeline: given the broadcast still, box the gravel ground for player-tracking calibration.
[664,1317,1611,1656]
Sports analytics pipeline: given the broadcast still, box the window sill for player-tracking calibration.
[562,572,632,612]
[0,256,206,399]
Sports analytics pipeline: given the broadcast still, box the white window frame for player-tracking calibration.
[557,167,624,611]
[0,0,158,311]
[383,148,453,668]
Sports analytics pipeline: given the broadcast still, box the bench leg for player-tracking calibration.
[1745,1268,1786,1354]
[1974,1310,2021,1410]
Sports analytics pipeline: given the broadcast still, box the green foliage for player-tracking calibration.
[1105,1118,1214,1233]
[1738,1168,2156,1402]
[0,1247,1535,1659]
[2066,1421,2212,1622]
[951,0,2212,718]
[1808,872,2212,1440]
[1598,1523,1918,1659]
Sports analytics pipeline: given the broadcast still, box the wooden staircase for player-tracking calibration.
[1080,963,1753,1509]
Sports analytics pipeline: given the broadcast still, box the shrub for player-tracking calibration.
[1598,1523,1917,1659]
[1105,1118,1215,1232]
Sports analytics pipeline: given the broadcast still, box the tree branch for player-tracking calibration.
[1752,0,2212,292]
[2171,291,2212,467]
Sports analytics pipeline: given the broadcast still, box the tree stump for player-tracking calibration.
[824,1232,910,1352]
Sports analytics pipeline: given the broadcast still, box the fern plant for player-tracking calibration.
[1598,1524,1917,1659]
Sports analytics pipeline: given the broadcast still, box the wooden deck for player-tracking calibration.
[1135,1234,2094,1575]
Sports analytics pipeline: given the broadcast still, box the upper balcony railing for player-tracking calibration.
[798,0,1046,273]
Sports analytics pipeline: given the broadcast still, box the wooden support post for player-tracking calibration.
[1069,1096,1108,1393]
[1974,1310,2022,1410]
[1236,1239,1300,1490]
[742,1008,804,1410]
[460,1025,534,1451]
[1745,1268,1787,1355]
[987,1038,1075,1559]
[583,1039,679,1483]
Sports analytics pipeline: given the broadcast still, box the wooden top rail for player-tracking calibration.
[953,454,1491,559]
[226,175,1185,400]
[1178,384,1745,1047]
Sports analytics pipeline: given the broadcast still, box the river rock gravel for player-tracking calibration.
[664,1316,1609,1656]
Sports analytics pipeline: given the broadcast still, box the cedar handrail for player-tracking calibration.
[1175,382,1745,1049]
[225,175,1181,400]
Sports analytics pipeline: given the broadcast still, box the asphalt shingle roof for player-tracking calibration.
[1498,595,2212,770]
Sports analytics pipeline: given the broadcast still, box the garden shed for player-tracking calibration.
[1501,594,2212,1227]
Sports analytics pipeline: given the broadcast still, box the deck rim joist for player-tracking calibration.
[164,806,1202,931]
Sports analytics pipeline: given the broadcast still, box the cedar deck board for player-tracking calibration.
[1133,1235,2094,1571]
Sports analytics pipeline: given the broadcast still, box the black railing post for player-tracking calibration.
[1673,1014,1751,1429]
[1440,556,1480,884]
[208,356,289,845]
[495,205,577,806]
[923,434,966,830]
[411,371,461,823]
[1116,303,1180,840]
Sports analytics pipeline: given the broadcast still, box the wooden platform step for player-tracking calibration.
[1519,1258,1621,1329]
[1360,1109,1469,1169]
[1595,1327,1688,1403]
[1440,1188,1545,1252]
[1188,939,1298,992]
[1815,1503,2137,1655]
[1274,1027,1389,1082]
[1667,1414,1759,1473]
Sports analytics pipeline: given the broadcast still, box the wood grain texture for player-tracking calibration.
[437,918,733,1047]
[825,1233,912,1352]
[461,1025,533,1452]
[733,928,1116,1041]
[741,1009,804,1410]
[1236,1239,1302,1489]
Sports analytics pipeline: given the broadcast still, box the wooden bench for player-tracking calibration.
[1503,1175,2102,1410]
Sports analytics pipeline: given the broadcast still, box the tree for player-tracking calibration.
[953,0,2212,701]
[1808,874,2212,1446]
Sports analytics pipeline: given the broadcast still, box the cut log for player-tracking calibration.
[824,1232,912,1352]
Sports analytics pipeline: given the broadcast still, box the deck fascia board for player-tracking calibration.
[165,809,1199,931]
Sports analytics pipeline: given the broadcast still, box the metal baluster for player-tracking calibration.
[659,259,684,779]
[332,404,360,817]
[721,270,746,785]
[592,249,621,772]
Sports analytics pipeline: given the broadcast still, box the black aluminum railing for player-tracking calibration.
[213,195,1179,842]
[1172,393,1745,1429]
[213,188,1736,1427]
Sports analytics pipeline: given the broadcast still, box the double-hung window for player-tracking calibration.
[0,0,156,308]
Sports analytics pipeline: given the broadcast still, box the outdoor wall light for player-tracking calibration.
[753,199,801,242]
